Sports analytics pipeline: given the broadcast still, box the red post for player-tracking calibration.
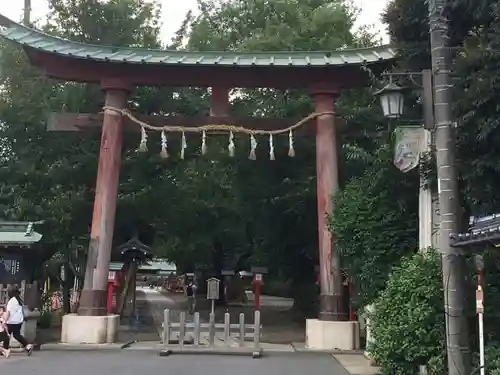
[79,78,130,316]
[106,281,114,314]
[310,85,344,321]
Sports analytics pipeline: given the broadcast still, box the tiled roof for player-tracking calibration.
[109,262,125,271]
[0,13,396,68]
[139,260,177,272]
[450,214,500,248]
[0,221,43,247]
[117,237,152,255]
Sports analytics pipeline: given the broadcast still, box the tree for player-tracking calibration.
[0,0,168,295]
[329,145,419,308]
[383,0,500,217]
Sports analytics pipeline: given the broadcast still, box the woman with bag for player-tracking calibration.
[2,285,33,356]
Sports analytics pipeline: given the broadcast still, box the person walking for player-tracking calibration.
[0,307,11,358]
[186,280,197,315]
[2,285,33,356]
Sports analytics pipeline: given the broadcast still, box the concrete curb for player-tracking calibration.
[291,343,366,355]
[40,343,130,351]
[40,341,161,352]
[39,341,365,357]
[160,347,263,358]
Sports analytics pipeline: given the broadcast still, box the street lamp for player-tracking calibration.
[373,82,405,119]
[373,70,435,130]
[373,70,436,251]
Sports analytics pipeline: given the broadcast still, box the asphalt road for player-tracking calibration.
[0,351,350,375]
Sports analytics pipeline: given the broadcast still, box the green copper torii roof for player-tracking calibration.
[0,13,396,68]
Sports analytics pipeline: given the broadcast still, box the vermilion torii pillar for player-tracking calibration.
[310,85,344,321]
[78,78,131,316]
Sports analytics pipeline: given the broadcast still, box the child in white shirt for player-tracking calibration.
[0,307,11,358]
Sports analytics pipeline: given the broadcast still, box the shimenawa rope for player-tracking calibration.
[102,106,335,159]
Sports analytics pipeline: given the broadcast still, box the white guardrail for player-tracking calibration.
[160,309,262,358]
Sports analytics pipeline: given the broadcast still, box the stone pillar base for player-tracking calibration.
[78,289,107,316]
[61,314,119,344]
[306,319,360,351]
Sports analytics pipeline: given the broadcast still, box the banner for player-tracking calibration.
[393,126,425,173]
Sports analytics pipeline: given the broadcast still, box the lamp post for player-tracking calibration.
[375,67,470,375]
[374,70,437,251]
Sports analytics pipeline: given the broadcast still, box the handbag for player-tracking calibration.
[21,304,28,322]
[15,297,28,322]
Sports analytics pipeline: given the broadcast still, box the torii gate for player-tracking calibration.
[0,14,395,350]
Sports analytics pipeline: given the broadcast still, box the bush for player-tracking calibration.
[261,279,292,297]
[483,342,500,375]
[329,146,419,309]
[370,250,445,375]
[37,311,53,329]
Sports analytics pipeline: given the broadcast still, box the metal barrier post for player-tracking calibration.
[193,312,200,346]
[163,309,170,345]
[208,312,216,346]
[224,312,230,345]
[253,310,261,350]
[239,313,245,347]
[179,311,186,348]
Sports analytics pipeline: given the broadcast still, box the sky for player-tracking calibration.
[2,0,390,44]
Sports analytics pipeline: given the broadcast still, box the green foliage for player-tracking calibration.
[383,0,500,215]
[452,1,500,214]
[46,0,162,47]
[0,0,165,265]
[261,279,292,298]
[329,145,419,307]
[187,0,366,51]
[370,250,445,375]
[484,342,500,375]
[37,311,54,329]
[478,249,500,343]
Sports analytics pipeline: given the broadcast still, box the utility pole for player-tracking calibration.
[427,1,470,375]
[23,0,31,25]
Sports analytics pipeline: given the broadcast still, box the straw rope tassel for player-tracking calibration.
[102,106,335,136]
[160,131,168,159]
[249,134,257,160]
[288,129,295,157]
[180,131,187,159]
[269,134,275,160]
[138,126,148,152]
[228,131,235,157]
[201,130,207,155]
